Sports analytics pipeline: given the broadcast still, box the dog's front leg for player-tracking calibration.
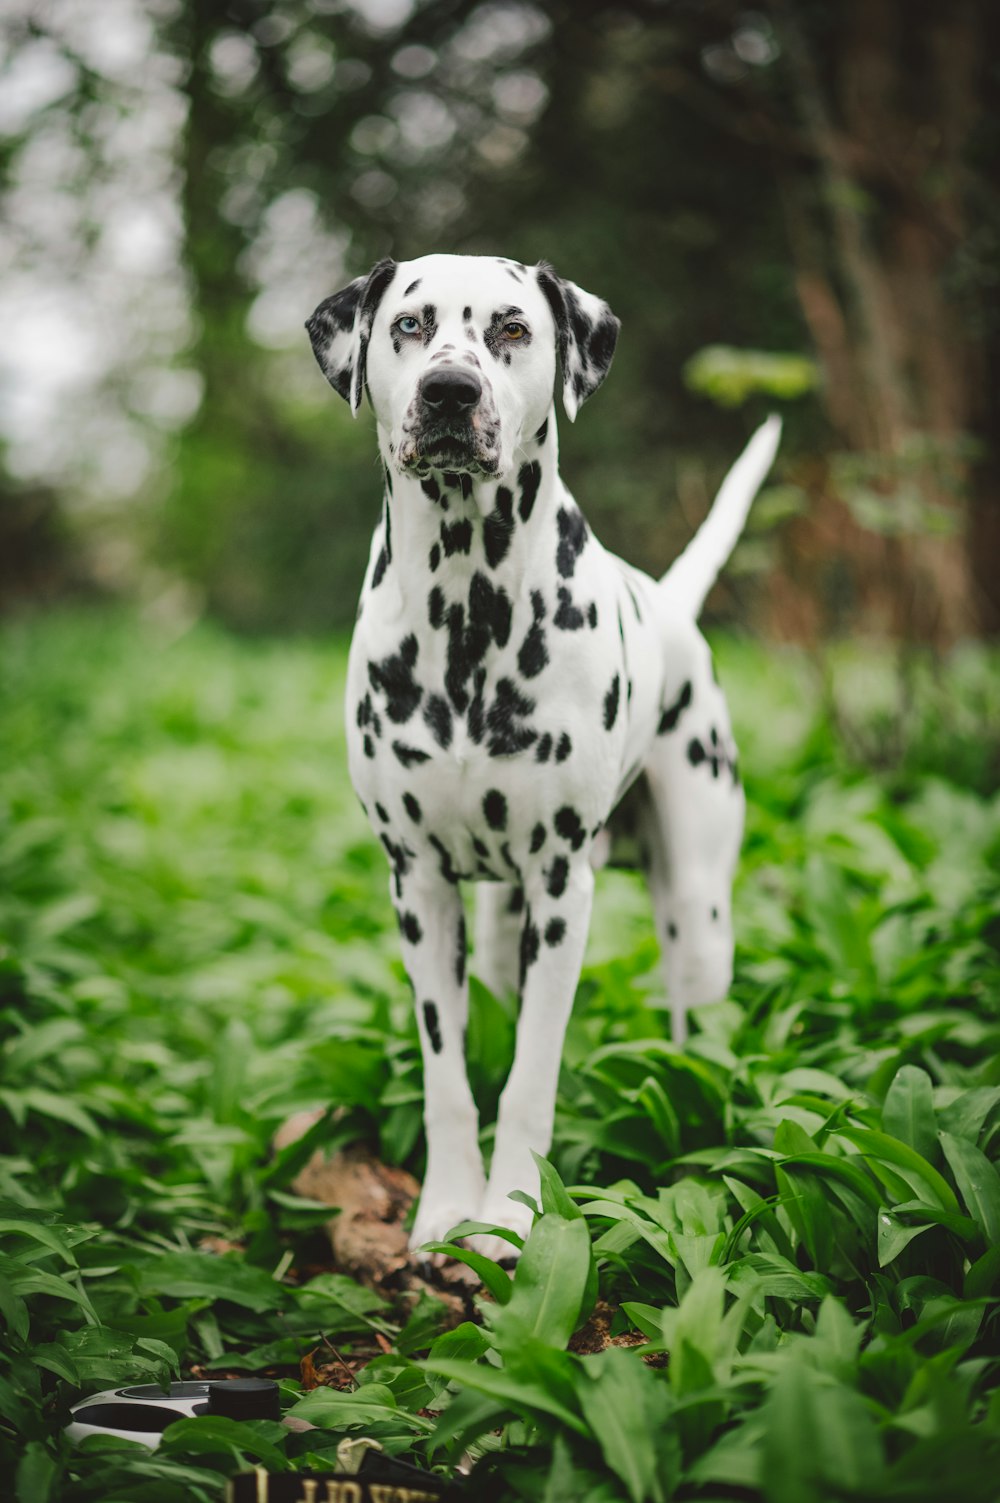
[392,873,485,1252]
[476,862,595,1252]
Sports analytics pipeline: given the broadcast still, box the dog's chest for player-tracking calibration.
[344,530,656,880]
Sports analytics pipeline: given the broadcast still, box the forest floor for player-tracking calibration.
[2,609,999,1502]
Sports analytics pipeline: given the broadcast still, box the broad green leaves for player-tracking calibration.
[2,617,999,1500]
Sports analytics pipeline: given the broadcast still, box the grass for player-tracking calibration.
[1,608,999,1502]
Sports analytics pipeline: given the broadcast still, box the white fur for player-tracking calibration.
[308,254,779,1257]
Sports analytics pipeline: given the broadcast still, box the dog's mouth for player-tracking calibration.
[397,426,499,477]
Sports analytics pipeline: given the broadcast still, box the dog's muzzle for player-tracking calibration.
[398,366,501,476]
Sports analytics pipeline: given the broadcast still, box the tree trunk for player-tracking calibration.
[769,0,994,643]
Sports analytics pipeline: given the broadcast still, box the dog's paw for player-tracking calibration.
[408,1200,476,1256]
[468,1195,535,1262]
[465,1230,522,1264]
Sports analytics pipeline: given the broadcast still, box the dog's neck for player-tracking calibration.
[374,405,566,602]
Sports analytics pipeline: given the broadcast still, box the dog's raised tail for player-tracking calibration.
[661,414,782,619]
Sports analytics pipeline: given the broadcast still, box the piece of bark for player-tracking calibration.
[273,1112,477,1309]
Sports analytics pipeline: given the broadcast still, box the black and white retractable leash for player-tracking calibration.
[66,1377,464,1500]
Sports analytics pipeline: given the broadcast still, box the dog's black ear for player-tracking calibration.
[306,258,397,415]
[535,263,620,422]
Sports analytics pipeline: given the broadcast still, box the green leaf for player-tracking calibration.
[15,1441,57,1503]
[424,1388,512,1458]
[0,1088,99,1138]
[723,1176,796,1261]
[442,1218,524,1249]
[0,1272,29,1342]
[288,1383,435,1432]
[834,1126,959,1212]
[761,1363,885,1503]
[0,1215,79,1264]
[727,1253,832,1301]
[619,1303,664,1343]
[427,1321,492,1364]
[542,1433,583,1503]
[420,1243,513,1305]
[134,1251,287,1312]
[489,1212,593,1350]
[0,1255,99,1322]
[964,1245,1000,1299]
[683,344,820,407]
[662,1267,725,1391]
[576,1347,675,1503]
[534,1152,581,1220]
[160,1415,289,1468]
[877,1209,933,1267]
[882,1065,938,1164]
[32,1341,80,1384]
[939,1131,1000,1244]
[420,1357,587,1434]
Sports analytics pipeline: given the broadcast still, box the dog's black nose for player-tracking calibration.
[420,368,482,414]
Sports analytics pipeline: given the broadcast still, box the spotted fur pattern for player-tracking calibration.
[306,253,780,1258]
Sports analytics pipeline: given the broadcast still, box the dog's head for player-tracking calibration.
[307,254,619,479]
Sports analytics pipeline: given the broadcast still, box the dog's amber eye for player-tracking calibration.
[503,322,527,340]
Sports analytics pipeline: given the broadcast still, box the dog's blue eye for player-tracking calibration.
[395,316,421,336]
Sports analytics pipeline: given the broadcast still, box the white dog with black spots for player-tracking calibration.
[307,254,780,1259]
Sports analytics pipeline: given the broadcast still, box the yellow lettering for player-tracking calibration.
[324,1484,362,1503]
[295,1482,318,1503]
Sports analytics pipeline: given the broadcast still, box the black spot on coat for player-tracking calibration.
[555,507,588,577]
[487,678,537,757]
[484,486,514,568]
[483,789,508,831]
[422,1000,443,1053]
[518,461,541,521]
[604,673,620,731]
[399,910,423,944]
[423,694,452,749]
[392,740,430,768]
[544,917,566,947]
[428,833,465,884]
[519,908,540,987]
[554,805,586,850]
[455,914,467,985]
[441,518,472,556]
[369,634,422,724]
[517,591,549,678]
[658,679,693,734]
[554,587,585,631]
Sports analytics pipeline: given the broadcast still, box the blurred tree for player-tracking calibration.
[1,0,997,641]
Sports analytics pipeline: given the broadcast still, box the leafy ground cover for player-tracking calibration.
[1,610,999,1502]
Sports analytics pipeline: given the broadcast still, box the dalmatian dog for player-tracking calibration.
[307,254,779,1258]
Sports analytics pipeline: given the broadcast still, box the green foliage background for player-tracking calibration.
[3,0,998,637]
[2,613,999,1500]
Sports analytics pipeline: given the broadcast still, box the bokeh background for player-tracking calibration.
[1,0,998,644]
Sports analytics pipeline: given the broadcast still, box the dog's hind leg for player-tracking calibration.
[643,626,746,1044]
[473,882,523,1000]
[391,872,486,1252]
